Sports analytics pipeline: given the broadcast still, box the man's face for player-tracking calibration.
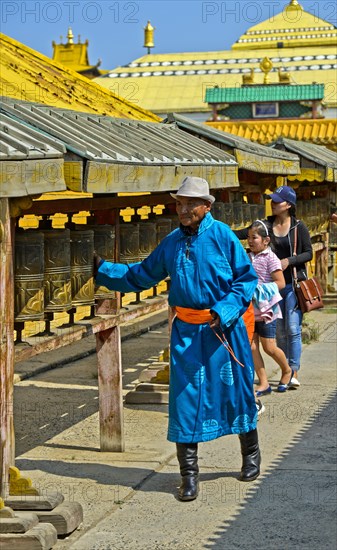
[175,197,211,229]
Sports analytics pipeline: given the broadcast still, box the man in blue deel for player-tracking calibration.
[94,176,260,501]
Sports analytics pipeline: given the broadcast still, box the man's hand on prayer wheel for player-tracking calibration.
[209,312,220,329]
[93,251,102,278]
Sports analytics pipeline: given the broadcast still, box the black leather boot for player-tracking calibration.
[176,443,199,501]
[238,428,261,482]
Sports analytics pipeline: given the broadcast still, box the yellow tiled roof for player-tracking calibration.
[206,119,337,147]
[94,1,337,113]
[0,33,160,121]
[95,44,337,113]
[233,0,337,50]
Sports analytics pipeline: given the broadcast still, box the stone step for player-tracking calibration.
[125,390,169,404]
[0,523,57,550]
[4,496,83,537]
[0,512,39,534]
[135,382,169,392]
[36,502,83,536]
[5,493,64,511]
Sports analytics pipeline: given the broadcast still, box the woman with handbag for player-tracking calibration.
[235,186,313,387]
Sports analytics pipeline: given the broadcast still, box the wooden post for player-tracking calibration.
[0,199,15,498]
[96,325,125,452]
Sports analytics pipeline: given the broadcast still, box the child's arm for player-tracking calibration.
[271,269,285,291]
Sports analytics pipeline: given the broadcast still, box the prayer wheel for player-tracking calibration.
[156,218,172,244]
[43,229,72,312]
[242,203,252,227]
[212,201,225,222]
[119,222,140,264]
[249,205,261,224]
[233,202,244,228]
[14,231,44,321]
[70,228,95,306]
[139,221,157,260]
[223,203,234,228]
[160,215,179,231]
[92,225,116,300]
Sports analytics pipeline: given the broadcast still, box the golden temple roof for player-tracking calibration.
[0,33,160,121]
[94,1,337,113]
[206,119,337,148]
[52,27,102,76]
[233,0,336,50]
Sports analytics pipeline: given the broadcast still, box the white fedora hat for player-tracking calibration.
[170,176,215,204]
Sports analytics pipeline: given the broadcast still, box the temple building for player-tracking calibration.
[52,27,106,79]
[94,0,337,123]
[205,58,325,121]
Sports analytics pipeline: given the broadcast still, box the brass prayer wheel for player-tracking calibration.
[242,203,252,227]
[232,202,244,228]
[156,218,172,244]
[14,231,44,321]
[139,221,157,260]
[212,201,225,222]
[43,229,72,312]
[92,225,116,300]
[119,222,140,264]
[70,228,95,306]
[160,215,180,231]
[222,203,234,227]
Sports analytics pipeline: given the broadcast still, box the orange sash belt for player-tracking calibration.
[175,306,213,324]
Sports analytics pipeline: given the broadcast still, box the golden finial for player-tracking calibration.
[287,0,302,9]
[242,68,255,86]
[260,57,273,84]
[278,67,291,84]
[67,27,74,44]
[144,21,155,54]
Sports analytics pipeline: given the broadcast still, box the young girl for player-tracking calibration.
[248,220,293,395]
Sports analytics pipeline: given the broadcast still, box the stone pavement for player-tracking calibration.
[13,309,337,550]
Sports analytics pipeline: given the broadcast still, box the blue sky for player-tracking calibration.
[1,1,336,69]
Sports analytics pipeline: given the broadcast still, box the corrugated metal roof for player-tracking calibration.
[205,84,325,104]
[0,112,65,159]
[0,33,159,122]
[163,113,300,175]
[207,119,337,147]
[272,137,337,168]
[0,99,237,166]
[164,113,298,161]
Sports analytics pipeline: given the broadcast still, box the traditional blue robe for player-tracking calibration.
[96,212,258,443]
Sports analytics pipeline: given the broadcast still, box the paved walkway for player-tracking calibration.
[13,309,336,549]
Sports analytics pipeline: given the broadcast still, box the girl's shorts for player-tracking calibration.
[254,319,277,338]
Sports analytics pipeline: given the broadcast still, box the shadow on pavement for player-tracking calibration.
[203,389,337,550]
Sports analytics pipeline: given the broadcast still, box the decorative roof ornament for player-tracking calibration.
[67,27,74,45]
[242,69,255,86]
[278,68,291,84]
[287,0,303,11]
[260,57,273,84]
[144,21,155,54]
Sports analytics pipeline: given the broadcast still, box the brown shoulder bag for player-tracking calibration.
[292,226,324,313]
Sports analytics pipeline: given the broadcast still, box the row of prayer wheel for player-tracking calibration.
[212,202,265,228]
[14,218,177,322]
[296,198,330,233]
